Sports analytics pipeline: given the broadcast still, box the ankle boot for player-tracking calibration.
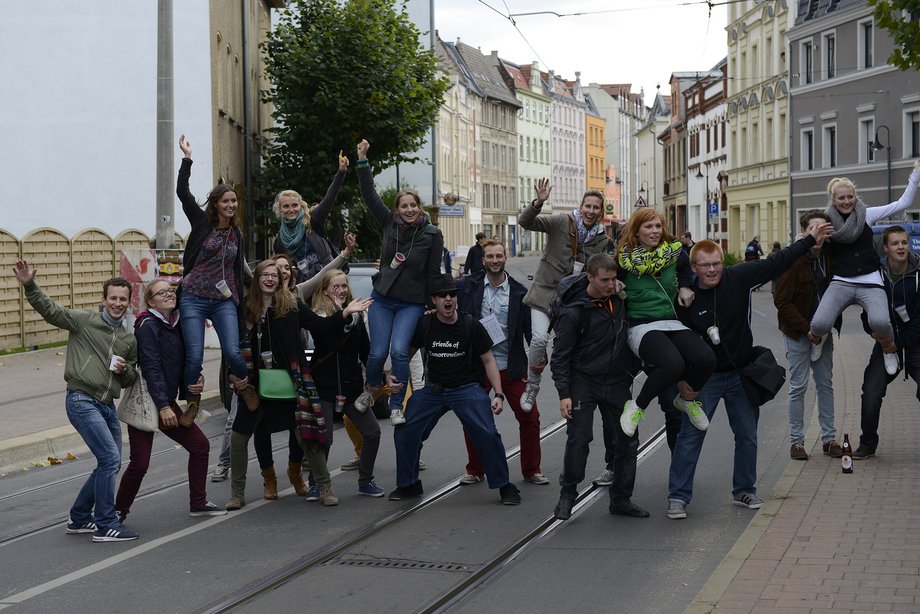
[178,395,201,427]
[225,491,245,511]
[230,374,260,412]
[261,467,278,500]
[287,461,307,496]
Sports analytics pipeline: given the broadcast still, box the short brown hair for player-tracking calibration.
[586,253,617,275]
[103,277,132,300]
[883,225,910,244]
[482,239,505,254]
[689,239,723,264]
[799,209,830,229]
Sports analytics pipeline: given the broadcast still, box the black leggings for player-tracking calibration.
[635,329,715,409]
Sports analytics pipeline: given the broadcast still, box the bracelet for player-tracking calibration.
[357,159,369,168]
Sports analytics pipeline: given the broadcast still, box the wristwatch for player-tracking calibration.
[495,393,505,401]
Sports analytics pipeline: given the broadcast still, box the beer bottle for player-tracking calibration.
[841,434,853,473]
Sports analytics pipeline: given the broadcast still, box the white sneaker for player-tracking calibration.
[620,400,644,437]
[459,474,482,485]
[520,379,540,412]
[810,335,825,361]
[593,469,614,487]
[883,351,899,375]
[673,395,709,431]
[389,409,406,425]
[354,391,373,413]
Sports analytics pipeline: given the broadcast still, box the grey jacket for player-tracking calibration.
[518,202,609,312]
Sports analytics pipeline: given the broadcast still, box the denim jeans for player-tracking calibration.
[366,290,424,410]
[561,376,637,504]
[66,391,122,530]
[395,383,510,489]
[669,371,759,504]
[180,291,247,392]
[860,344,920,450]
[785,334,835,445]
[526,308,551,386]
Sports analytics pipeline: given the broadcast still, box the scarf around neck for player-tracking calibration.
[572,210,603,245]
[278,210,314,261]
[825,198,867,244]
[618,240,683,277]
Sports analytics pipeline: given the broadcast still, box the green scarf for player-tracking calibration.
[618,240,682,277]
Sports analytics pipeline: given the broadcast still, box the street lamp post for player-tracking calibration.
[870,124,892,207]
[638,180,649,209]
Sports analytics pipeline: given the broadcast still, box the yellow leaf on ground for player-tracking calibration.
[66,452,77,460]
[48,456,62,465]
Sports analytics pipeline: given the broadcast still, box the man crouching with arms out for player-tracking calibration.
[551,253,647,520]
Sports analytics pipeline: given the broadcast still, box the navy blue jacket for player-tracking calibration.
[135,311,186,411]
[861,253,920,351]
[457,271,531,381]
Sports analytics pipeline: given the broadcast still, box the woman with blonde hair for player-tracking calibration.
[272,152,349,284]
[225,260,371,509]
[808,160,920,374]
[616,207,715,438]
[308,269,385,497]
[115,278,225,520]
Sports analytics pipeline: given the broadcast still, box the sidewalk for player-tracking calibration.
[689,325,920,613]
[0,347,223,471]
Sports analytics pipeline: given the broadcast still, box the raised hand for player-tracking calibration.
[357,139,370,161]
[534,178,552,205]
[343,231,356,257]
[12,259,36,285]
[343,297,373,317]
[338,150,349,172]
[179,134,192,159]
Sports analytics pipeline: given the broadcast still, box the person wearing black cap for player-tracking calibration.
[389,274,521,506]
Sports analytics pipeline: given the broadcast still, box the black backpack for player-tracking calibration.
[547,274,592,337]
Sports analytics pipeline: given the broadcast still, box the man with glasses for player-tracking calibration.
[666,220,832,520]
[389,274,521,506]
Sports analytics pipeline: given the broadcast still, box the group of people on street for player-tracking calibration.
[17,133,920,542]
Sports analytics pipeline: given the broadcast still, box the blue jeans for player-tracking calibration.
[366,290,424,410]
[860,344,920,450]
[668,371,759,504]
[785,334,835,445]
[562,376,637,504]
[180,291,247,392]
[66,391,122,530]
[394,383,510,489]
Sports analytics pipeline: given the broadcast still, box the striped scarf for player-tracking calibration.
[618,240,683,277]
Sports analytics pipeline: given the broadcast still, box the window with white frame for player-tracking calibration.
[858,19,874,69]
[822,124,837,168]
[860,118,875,163]
[907,110,920,158]
[822,32,836,79]
[801,129,814,171]
[801,40,813,85]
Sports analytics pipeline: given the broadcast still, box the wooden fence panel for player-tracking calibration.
[73,229,115,312]
[0,229,23,349]
[21,228,72,347]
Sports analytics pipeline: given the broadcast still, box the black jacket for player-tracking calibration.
[310,312,371,403]
[550,274,636,399]
[456,271,531,381]
[860,253,920,351]
[464,243,485,275]
[135,311,186,411]
[678,236,816,370]
[357,164,444,304]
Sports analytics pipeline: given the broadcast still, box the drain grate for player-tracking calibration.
[329,558,473,573]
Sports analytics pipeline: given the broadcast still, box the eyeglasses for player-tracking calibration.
[152,288,176,298]
[695,262,723,270]
[433,290,458,298]
[260,273,279,279]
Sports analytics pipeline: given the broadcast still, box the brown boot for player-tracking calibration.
[261,467,278,500]
[225,492,245,511]
[178,395,201,427]
[230,374,260,412]
[288,461,308,496]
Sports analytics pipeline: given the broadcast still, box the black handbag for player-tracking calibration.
[737,345,786,407]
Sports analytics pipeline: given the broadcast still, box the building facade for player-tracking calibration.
[685,60,729,247]
[545,71,588,212]
[725,0,792,254]
[788,0,920,231]
[500,59,553,254]
[635,89,671,220]
[585,101,608,203]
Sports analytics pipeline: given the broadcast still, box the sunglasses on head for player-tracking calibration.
[433,290,458,298]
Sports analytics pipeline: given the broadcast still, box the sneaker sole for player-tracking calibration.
[732,500,763,509]
[501,499,521,506]
[853,453,875,460]
[667,511,687,520]
[359,491,385,498]
[92,535,138,542]
[190,510,229,517]
[65,528,96,534]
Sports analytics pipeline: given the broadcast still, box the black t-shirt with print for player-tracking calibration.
[411,314,493,389]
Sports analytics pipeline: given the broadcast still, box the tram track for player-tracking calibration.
[197,421,667,614]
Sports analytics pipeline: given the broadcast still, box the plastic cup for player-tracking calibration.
[215,279,232,298]
[109,355,122,372]
[260,351,273,369]
[335,395,346,413]
[389,252,406,270]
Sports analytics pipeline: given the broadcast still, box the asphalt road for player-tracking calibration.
[0,258,809,613]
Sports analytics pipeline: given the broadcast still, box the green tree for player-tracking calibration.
[258,0,450,259]
[869,1,920,70]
